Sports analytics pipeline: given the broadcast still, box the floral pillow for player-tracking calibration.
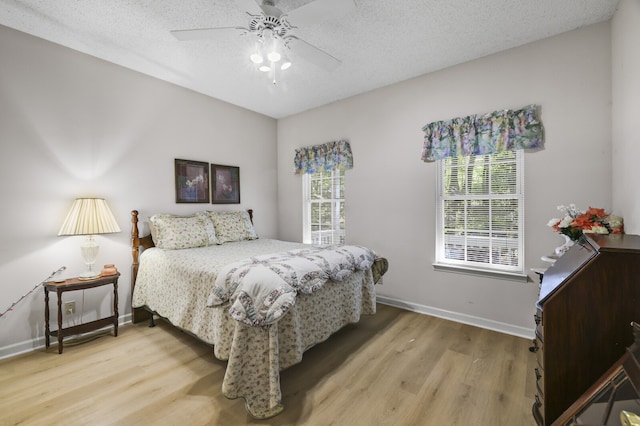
[204,210,258,244]
[149,213,217,249]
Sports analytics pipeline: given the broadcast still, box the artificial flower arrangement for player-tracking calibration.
[547,204,624,241]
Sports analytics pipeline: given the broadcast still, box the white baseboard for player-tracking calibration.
[0,313,132,361]
[376,295,535,340]
[2,301,536,360]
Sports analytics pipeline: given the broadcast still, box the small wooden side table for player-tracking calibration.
[44,273,120,354]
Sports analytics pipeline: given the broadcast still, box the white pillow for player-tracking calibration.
[204,210,258,244]
[149,213,217,249]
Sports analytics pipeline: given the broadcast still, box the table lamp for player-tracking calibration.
[58,198,121,280]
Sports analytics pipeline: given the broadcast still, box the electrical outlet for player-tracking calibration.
[64,301,75,315]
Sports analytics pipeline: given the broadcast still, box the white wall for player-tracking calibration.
[277,22,613,337]
[2,13,632,358]
[0,25,277,358]
[612,0,640,235]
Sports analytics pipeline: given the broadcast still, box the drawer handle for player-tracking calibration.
[535,367,541,380]
[534,314,541,325]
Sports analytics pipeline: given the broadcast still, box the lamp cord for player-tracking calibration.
[0,266,66,319]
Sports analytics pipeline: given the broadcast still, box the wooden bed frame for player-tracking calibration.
[129,209,253,324]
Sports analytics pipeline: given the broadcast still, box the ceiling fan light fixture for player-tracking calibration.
[172,0,348,87]
[267,51,281,62]
[250,53,264,64]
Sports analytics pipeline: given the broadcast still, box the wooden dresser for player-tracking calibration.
[532,234,640,425]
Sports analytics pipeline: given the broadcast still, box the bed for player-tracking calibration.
[129,209,388,419]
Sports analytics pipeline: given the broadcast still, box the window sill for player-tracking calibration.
[432,263,530,283]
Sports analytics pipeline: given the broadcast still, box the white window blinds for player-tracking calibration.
[303,168,345,245]
[435,150,524,274]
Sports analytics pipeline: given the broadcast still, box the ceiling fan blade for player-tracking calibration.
[287,36,341,71]
[171,27,245,41]
[234,0,263,15]
[286,0,356,27]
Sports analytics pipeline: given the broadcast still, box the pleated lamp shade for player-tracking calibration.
[58,198,121,236]
[59,198,120,279]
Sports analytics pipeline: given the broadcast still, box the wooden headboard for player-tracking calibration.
[129,209,253,323]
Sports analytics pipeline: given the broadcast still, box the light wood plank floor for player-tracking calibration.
[0,304,537,425]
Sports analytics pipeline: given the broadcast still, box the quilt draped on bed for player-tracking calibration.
[132,239,377,419]
[208,245,375,327]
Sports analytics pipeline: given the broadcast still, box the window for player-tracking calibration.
[303,168,345,244]
[435,150,524,276]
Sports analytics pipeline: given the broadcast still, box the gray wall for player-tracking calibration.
[0,25,278,358]
[2,2,638,357]
[277,22,613,337]
[612,0,640,235]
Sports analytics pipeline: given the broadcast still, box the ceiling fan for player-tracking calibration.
[170,0,356,74]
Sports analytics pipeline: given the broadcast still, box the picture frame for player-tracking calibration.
[174,159,210,203]
[211,164,240,204]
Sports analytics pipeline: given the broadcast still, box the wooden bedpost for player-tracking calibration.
[131,210,141,269]
[131,210,152,324]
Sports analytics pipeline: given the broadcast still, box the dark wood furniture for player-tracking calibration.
[552,322,640,425]
[44,273,120,354]
[532,234,640,425]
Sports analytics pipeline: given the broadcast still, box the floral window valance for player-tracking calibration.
[420,104,544,162]
[294,139,353,175]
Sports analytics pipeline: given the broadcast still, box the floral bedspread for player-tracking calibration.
[208,245,375,327]
[132,239,378,418]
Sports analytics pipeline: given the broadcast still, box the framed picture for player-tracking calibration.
[175,159,210,203]
[211,164,240,204]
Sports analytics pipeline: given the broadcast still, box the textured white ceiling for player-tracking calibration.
[0,0,619,118]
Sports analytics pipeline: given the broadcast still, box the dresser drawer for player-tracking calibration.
[535,337,544,370]
[533,393,545,425]
[535,366,544,397]
[534,309,543,340]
